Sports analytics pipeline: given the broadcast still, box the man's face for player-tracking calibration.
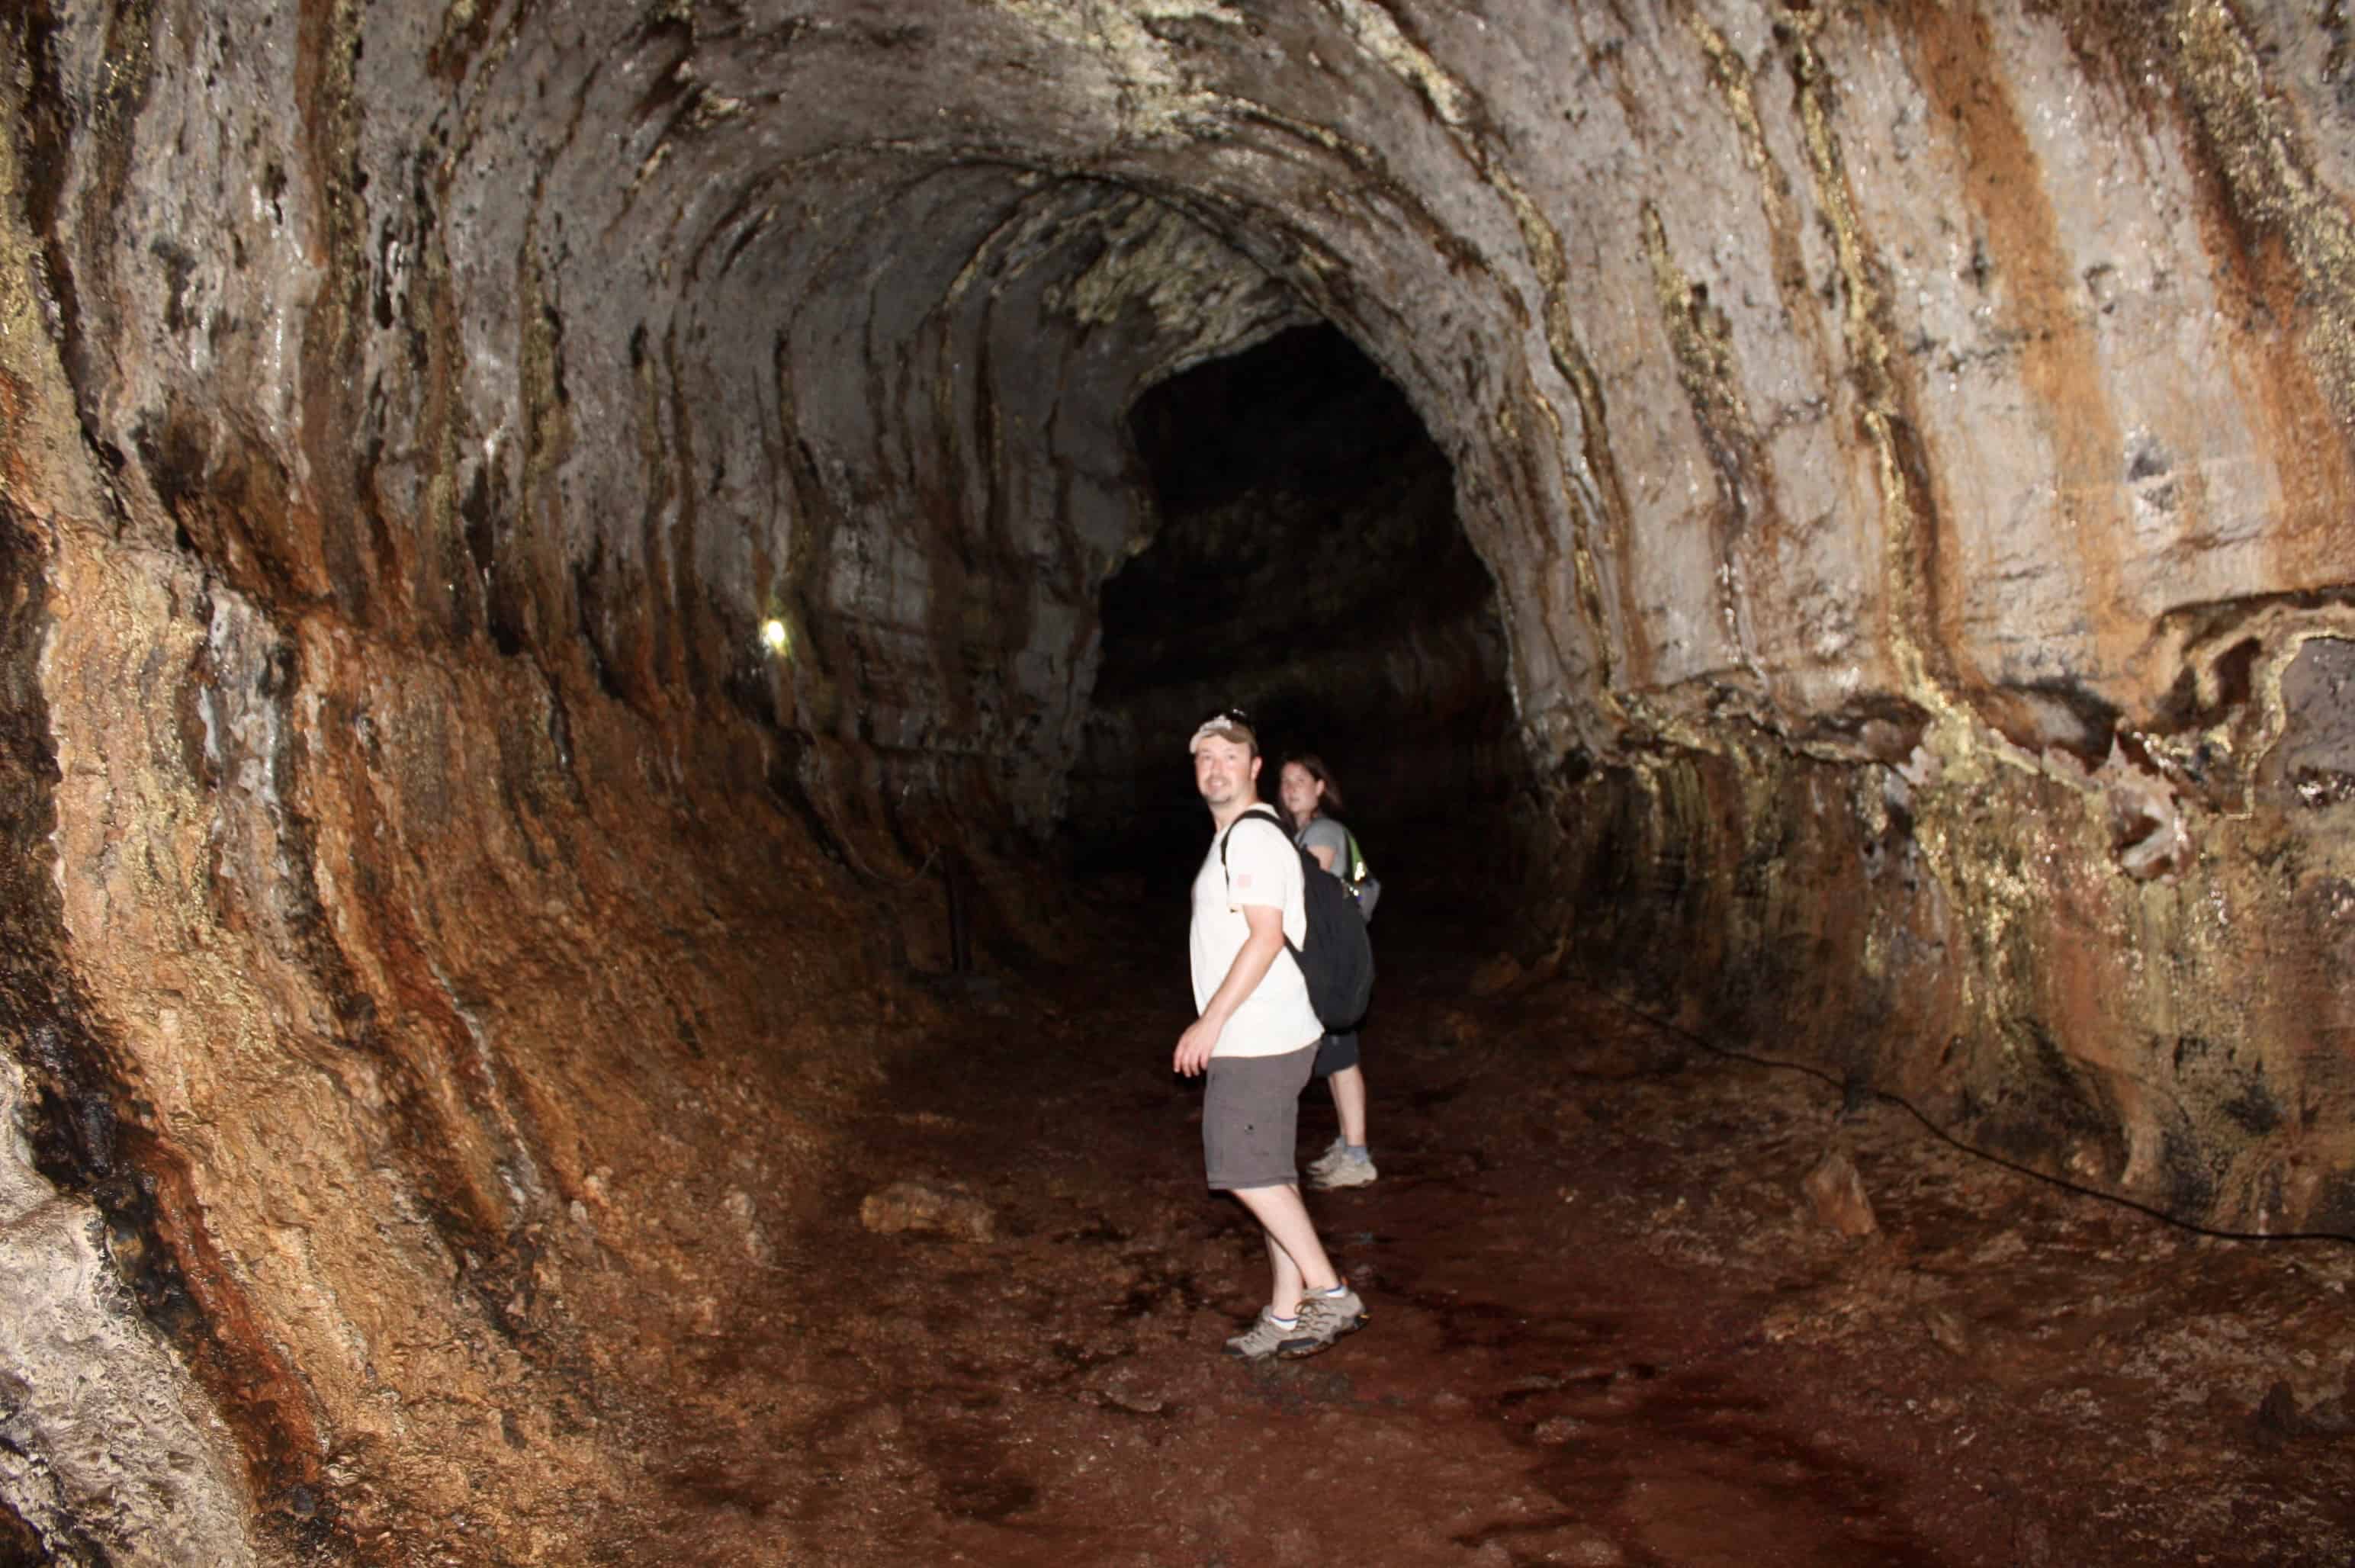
[1193,736,1259,808]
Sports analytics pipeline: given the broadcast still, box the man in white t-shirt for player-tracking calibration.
[1178,708,1367,1360]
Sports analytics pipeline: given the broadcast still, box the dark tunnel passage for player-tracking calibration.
[10,2,2355,1563]
[1071,322,1522,885]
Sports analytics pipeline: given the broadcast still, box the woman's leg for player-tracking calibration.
[1327,1063,1368,1149]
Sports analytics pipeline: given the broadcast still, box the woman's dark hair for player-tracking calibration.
[1284,753,1346,818]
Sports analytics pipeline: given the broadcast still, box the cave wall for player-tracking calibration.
[1531,691,2355,1234]
[5,302,915,1564]
[18,1,2355,808]
[6,61,930,1555]
[1493,1,2355,1239]
[5,0,2355,1560]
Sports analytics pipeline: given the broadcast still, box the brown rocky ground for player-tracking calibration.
[427,868,2355,1567]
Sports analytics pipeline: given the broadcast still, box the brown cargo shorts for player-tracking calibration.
[1203,1044,1319,1190]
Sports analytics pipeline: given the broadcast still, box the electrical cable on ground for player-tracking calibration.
[1583,987,2355,1250]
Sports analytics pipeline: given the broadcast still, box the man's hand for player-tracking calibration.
[1174,1015,1223,1076]
[1175,903,1287,1076]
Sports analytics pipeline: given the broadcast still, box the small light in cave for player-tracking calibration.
[759,618,791,657]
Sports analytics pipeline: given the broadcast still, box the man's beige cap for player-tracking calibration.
[1187,715,1257,754]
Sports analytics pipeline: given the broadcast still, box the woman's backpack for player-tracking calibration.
[1222,807,1376,1032]
[1339,827,1381,922]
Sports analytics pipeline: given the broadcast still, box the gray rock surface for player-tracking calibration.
[0,1062,257,1566]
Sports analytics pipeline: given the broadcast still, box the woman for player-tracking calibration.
[1277,754,1377,1190]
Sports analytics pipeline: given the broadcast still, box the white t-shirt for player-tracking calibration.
[1189,809,1322,1059]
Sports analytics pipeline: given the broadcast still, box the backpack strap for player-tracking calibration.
[1216,807,1306,959]
[1217,805,1291,872]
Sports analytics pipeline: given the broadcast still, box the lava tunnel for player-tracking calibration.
[5,1,2355,1563]
[1075,322,1519,878]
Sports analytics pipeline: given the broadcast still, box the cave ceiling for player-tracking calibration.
[18,1,2355,840]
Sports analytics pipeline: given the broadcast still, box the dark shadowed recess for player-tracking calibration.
[1065,323,1522,903]
[0,1495,43,1568]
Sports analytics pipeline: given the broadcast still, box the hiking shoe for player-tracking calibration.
[1303,1136,1348,1181]
[1223,1307,1300,1360]
[1278,1287,1366,1358]
[1308,1147,1377,1190]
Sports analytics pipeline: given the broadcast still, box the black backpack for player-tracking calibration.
[1221,805,1376,1031]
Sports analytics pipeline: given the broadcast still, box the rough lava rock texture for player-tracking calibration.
[2,0,2355,1560]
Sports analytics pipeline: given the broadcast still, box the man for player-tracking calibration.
[1177,708,1367,1359]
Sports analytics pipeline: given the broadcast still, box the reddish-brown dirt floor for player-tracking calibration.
[586,870,2355,1566]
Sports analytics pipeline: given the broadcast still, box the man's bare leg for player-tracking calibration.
[1259,1234,1303,1319]
[1230,1182,1339,1312]
[1327,1065,1368,1149]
